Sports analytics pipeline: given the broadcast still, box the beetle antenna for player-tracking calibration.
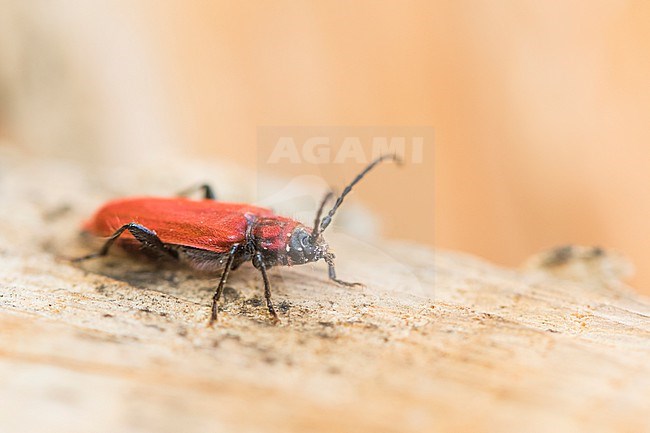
[311,191,334,241]
[319,154,402,233]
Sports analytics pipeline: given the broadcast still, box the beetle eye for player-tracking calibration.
[287,228,321,264]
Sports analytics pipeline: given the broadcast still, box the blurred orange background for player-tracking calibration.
[1,1,650,291]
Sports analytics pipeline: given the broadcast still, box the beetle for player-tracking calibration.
[75,154,400,324]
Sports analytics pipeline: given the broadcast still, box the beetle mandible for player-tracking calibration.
[75,154,401,324]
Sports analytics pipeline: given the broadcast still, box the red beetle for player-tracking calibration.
[75,154,400,324]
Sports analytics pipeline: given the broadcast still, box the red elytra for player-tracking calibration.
[76,155,401,324]
[84,198,299,253]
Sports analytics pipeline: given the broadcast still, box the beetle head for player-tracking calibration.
[287,226,329,265]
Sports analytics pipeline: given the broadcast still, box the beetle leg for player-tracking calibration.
[209,244,239,325]
[325,255,365,288]
[253,252,280,324]
[73,223,178,262]
[177,183,217,200]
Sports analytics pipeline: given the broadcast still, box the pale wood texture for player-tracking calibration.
[1,150,650,433]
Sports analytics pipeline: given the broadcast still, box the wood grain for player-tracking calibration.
[1,151,649,433]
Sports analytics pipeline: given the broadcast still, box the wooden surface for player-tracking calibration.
[1,150,650,433]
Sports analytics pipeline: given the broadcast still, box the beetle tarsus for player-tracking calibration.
[209,244,239,325]
[326,256,365,288]
[72,252,105,262]
[330,277,365,288]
